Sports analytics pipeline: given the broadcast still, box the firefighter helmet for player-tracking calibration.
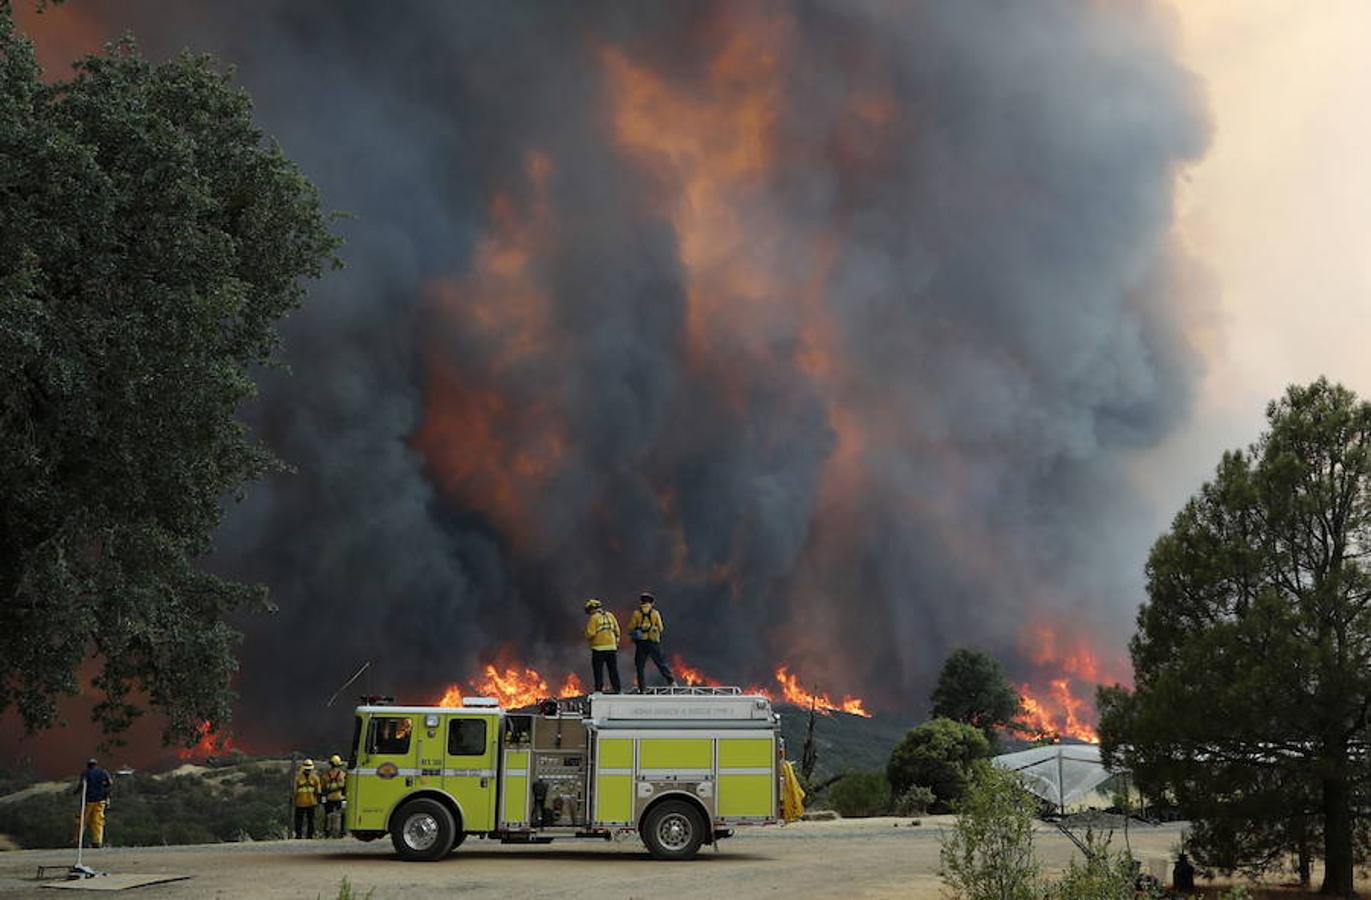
[584,598,602,611]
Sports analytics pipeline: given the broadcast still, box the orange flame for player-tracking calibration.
[1012,622,1126,743]
[558,673,585,698]
[774,665,871,718]
[1015,681,1099,744]
[434,665,586,710]
[672,655,722,687]
[177,720,234,760]
[435,656,872,718]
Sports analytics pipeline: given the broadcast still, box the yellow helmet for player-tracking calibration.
[584,598,602,611]
[301,758,315,770]
[329,755,343,766]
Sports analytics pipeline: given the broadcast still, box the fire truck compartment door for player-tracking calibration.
[717,737,776,818]
[593,738,634,825]
[443,714,498,832]
[500,750,530,828]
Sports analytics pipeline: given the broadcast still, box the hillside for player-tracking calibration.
[774,704,910,781]
[0,758,298,850]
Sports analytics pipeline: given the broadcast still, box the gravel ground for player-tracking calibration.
[0,816,1194,899]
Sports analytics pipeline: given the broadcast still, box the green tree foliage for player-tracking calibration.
[826,769,892,818]
[888,717,991,812]
[931,648,1022,743]
[939,763,1039,900]
[1099,379,1371,895]
[0,11,339,745]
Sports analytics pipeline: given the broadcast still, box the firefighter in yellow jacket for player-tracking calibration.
[584,598,622,693]
[293,759,322,839]
[627,592,676,692]
[321,755,347,837]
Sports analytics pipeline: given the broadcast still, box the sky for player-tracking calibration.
[1135,0,1371,515]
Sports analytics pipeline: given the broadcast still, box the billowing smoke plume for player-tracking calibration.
[21,1,1207,747]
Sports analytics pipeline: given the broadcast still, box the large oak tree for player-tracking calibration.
[1100,379,1371,895]
[0,11,338,745]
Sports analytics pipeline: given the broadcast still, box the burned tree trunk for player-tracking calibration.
[800,698,818,782]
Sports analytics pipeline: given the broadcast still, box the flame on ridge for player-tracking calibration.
[177,720,234,760]
[434,657,871,718]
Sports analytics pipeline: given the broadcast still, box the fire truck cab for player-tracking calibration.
[345,687,789,861]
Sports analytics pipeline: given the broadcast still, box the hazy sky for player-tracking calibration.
[1135,0,1371,515]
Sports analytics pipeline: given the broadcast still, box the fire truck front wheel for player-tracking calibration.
[641,799,706,861]
[390,798,457,862]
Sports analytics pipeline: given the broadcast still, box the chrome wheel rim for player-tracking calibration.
[656,811,693,852]
[403,813,440,851]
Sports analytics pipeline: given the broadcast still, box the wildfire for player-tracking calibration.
[672,655,722,687]
[773,665,871,718]
[673,658,871,718]
[1016,681,1099,743]
[435,665,585,710]
[1012,623,1127,743]
[177,720,234,760]
[433,656,871,718]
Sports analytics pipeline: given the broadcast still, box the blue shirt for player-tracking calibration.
[77,767,112,802]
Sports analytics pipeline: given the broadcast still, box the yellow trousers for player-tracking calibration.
[75,799,107,847]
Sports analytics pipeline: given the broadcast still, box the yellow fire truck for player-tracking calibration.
[344,687,793,861]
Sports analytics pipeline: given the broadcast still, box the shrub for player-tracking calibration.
[1043,829,1145,900]
[827,771,892,818]
[888,717,991,811]
[894,785,937,816]
[940,763,1039,900]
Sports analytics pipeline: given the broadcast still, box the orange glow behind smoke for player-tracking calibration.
[177,721,234,760]
[412,151,568,551]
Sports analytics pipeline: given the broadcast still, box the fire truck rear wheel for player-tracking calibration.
[641,799,706,861]
[390,798,456,861]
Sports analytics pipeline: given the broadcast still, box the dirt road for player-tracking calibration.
[0,817,1190,899]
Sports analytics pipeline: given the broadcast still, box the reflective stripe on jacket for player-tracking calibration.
[585,610,620,650]
[627,608,664,643]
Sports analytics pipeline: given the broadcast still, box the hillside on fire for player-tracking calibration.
[2,0,1169,772]
[8,0,1371,895]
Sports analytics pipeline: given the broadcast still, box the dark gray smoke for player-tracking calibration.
[30,1,1208,746]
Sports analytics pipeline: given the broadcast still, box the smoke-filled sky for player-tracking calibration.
[10,1,1368,760]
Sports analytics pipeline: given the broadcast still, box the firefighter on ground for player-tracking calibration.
[293,759,322,839]
[321,755,347,837]
[73,758,113,848]
[584,598,622,693]
[628,592,675,692]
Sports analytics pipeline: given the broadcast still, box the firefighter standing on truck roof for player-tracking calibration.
[321,755,347,837]
[584,598,622,693]
[628,592,675,692]
[293,759,321,839]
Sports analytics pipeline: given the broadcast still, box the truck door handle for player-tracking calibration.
[480,777,489,788]
[405,777,413,787]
